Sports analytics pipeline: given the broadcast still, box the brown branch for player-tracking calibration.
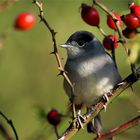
[32,0,76,119]
[95,115,140,140]
[58,67,140,140]
[0,112,19,140]
[0,122,13,140]
[32,0,74,93]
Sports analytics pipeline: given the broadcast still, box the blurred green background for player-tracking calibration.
[0,0,140,140]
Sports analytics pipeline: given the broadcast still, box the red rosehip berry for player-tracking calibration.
[47,109,61,126]
[103,35,118,51]
[81,3,100,26]
[107,13,122,30]
[130,3,140,17]
[122,27,137,39]
[15,12,36,31]
[122,13,140,29]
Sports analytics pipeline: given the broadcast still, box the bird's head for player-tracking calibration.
[60,31,104,59]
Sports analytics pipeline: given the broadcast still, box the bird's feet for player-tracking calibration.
[102,90,112,111]
[72,110,85,129]
[102,94,109,111]
[77,110,86,129]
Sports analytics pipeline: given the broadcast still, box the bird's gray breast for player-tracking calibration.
[64,53,121,105]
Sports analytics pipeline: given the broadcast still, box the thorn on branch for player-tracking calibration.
[38,18,42,23]
[50,51,55,55]
[57,71,64,76]
[51,29,56,35]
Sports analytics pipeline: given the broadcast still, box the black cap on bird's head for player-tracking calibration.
[60,31,94,48]
[67,31,94,46]
[60,31,104,58]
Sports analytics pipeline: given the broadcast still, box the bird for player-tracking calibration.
[60,31,121,135]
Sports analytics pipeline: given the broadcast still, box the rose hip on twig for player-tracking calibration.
[81,3,100,26]
[122,13,140,29]
[47,109,61,126]
[107,13,122,30]
[122,27,137,39]
[103,35,118,51]
[130,3,140,17]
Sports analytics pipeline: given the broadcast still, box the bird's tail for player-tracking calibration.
[87,114,102,135]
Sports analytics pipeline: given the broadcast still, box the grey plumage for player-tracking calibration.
[61,31,121,134]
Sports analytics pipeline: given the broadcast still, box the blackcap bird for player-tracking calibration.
[60,31,121,134]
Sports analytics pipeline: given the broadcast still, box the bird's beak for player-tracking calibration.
[60,44,73,48]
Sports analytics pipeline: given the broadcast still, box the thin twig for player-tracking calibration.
[32,0,77,119]
[98,25,117,68]
[33,0,73,86]
[93,0,136,77]
[93,0,125,44]
[95,115,140,140]
[54,126,60,139]
[58,67,140,140]
[0,112,19,140]
[97,26,106,37]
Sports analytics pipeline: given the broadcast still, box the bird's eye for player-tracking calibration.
[78,40,85,46]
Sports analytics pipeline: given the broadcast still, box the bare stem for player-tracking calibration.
[97,26,117,68]
[0,112,19,140]
[93,0,136,76]
[97,26,106,37]
[54,126,60,139]
[93,0,125,44]
[32,0,76,118]
[33,0,74,89]
[95,115,140,140]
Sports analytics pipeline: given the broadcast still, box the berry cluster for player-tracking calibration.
[122,3,140,38]
[81,3,140,51]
